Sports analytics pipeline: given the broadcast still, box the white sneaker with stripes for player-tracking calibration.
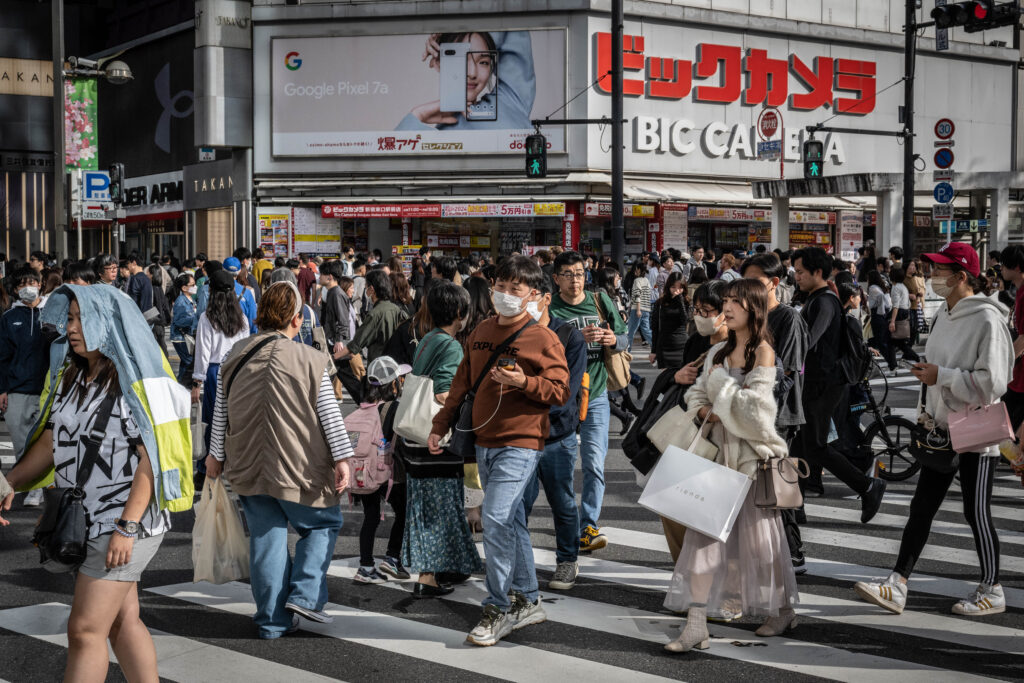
[952,584,1006,616]
[853,572,908,615]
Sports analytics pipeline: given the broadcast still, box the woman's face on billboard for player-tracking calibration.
[464,33,494,102]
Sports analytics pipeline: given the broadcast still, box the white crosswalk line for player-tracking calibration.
[148,580,681,683]
[555,535,1024,658]
[328,558,1008,681]
[0,603,339,683]
[799,528,1024,574]
[846,492,1022,523]
[600,526,1024,609]
[804,502,1024,548]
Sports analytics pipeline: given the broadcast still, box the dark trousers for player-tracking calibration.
[358,483,407,567]
[894,454,1000,585]
[870,313,896,371]
[794,380,872,496]
[779,426,803,560]
[335,359,363,404]
[1003,388,1024,432]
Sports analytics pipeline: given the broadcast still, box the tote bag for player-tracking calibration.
[638,443,752,543]
[192,478,250,584]
[392,332,457,445]
[948,376,1014,454]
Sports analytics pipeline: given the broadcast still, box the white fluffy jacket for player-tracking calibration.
[684,342,789,478]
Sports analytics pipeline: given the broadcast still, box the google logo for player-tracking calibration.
[285,52,302,71]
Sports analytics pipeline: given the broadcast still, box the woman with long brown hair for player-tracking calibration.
[664,279,797,653]
[649,271,689,369]
[390,271,416,318]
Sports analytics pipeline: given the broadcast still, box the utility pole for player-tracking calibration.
[51,0,67,260]
[902,0,917,258]
[611,0,625,266]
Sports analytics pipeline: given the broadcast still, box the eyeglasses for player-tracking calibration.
[695,307,718,318]
[558,271,586,280]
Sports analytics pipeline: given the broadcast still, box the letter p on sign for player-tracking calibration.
[83,171,111,201]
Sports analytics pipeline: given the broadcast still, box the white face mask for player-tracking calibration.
[493,289,528,317]
[186,286,198,295]
[693,313,721,337]
[931,275,955,298]
[526,300,544,321]
[18,286,39,303]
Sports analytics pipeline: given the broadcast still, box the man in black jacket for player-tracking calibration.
[319,261,358,399]
[792,247,885,524]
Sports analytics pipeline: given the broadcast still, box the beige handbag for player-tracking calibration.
[753,457,810,509]
[647,406,718,462]
[592,293,632,391]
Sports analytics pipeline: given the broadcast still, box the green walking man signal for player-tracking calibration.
[803,139,824,180]
[525,133,547,178]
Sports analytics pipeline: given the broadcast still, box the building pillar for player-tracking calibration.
[877,190,903,254]
[991,186,1010,250]
[770,197,789,251]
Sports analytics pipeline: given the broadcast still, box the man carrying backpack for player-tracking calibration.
[522,277,588,590]
[791,247,885,523]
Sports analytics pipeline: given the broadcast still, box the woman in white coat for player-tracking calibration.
[664,279,798,653]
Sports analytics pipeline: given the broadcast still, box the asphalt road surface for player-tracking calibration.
[1,353,1022,682]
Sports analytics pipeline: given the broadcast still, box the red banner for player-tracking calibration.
[321,204,440,219]
[562,201,580,250]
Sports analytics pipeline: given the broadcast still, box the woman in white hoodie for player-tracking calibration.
[664,279,798,653]
[855,242,1012,618]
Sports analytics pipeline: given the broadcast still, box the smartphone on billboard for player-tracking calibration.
[439,43,470,112]
[465,50,498,121]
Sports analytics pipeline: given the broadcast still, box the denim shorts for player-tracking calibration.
[78,532,164,582]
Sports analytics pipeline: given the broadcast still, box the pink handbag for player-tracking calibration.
[947,375,1014,453]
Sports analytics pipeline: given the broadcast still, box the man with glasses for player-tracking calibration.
[549,250,628,553]
[93,254,120,286]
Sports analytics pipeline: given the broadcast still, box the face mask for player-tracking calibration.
[693,313,720,337]
[526,300,544,322]
[187,286,198,295]
[931,275,955,298]
[493,290,527,317]
[18,286,39,303]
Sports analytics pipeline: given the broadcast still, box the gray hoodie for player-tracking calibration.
[923,294,1013,442]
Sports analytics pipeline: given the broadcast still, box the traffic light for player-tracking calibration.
[931,1,1019,32]
[525,133,546,178]
[803,139,824,180]
[109,162,125,205]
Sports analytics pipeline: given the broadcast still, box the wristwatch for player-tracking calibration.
[191,380,203,389]
[115,518,140,536]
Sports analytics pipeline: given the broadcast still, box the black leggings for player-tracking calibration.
[358,483,407,567]
[894,454,1000,585]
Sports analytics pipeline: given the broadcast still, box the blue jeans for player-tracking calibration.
[476,445,542,610]
[626,310,652,352]
[579,392,610,534]
[238,494,344,639]
[172,340,193,386]
[523,433,580,564]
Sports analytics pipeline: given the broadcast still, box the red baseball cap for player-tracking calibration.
[921,242,980,277]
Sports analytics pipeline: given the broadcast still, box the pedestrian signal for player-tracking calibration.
[525,134,547,178]
[803,140,824,180]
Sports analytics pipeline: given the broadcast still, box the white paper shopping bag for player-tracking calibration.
[638,444,752,543]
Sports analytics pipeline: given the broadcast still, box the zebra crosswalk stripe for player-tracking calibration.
[147,580,681,683]
[843,491,1021,523]
[0,603,340,683]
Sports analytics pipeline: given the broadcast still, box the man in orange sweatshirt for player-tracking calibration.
[429,256,569,647]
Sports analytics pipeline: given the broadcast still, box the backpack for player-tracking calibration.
[342,402,393,495]
[554,323,586,427]
[837,311,872,384]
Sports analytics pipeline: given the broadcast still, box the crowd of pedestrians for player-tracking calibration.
[0,237,1021,677]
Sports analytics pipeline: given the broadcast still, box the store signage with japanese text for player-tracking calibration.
[442,202,565,218]
[838,210,864,262]
[583,202,655,218]
[322,204,441,218]
[689,206,834,224]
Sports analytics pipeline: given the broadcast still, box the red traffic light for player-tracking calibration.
[974,0,992,18]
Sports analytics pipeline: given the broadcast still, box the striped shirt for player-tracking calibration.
[209,368,354,462]
[631,277,653,313]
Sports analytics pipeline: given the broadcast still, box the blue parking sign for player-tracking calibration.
[933,182,954,204]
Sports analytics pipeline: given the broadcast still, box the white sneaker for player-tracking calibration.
[23,489,44,507]
[508,592,546,631]
[854,572,908,614]
[466,604,513,646]
[952,584,1006,616]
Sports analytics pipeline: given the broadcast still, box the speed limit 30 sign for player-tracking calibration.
[935,118,955,140]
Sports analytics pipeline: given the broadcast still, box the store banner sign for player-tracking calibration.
[442,202,565,218]
[271,30,566,156]
[583,202,655,218]
[322,204,441,218]
[122,171,184,221]
[183,159,234,210]
[587,19,1013,177]
[690,206,834,224]
[0,58,54,97]
[258,208,292,257]
[838,210,864,263]
[65,78,98,173]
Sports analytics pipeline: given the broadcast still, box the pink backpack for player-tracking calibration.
[343,403,393,495]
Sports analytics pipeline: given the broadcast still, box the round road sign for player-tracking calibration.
[934,182,954,204]
[934,147,955,169]
[757,109,780,140]
[935,118,955,140]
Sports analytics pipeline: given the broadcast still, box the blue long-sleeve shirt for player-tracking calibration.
[396,30,536,132]
[546,316,587,443]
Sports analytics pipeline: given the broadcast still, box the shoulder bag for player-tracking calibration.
[947,374,1014,453]
[909,383,959,473]
[31,391,118,572]
[593,292,632,391]
[446,320,536,460]
[754,456,810,509]
[393,331,459,445]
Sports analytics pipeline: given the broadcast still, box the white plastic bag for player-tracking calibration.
[192,477,250,584]
[191,403,207,462]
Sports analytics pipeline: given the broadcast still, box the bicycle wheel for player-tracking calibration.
[863,415,921,481]
[865,359,889,407]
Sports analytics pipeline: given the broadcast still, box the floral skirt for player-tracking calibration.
[402,475,482,575]
[664,488,799,617]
